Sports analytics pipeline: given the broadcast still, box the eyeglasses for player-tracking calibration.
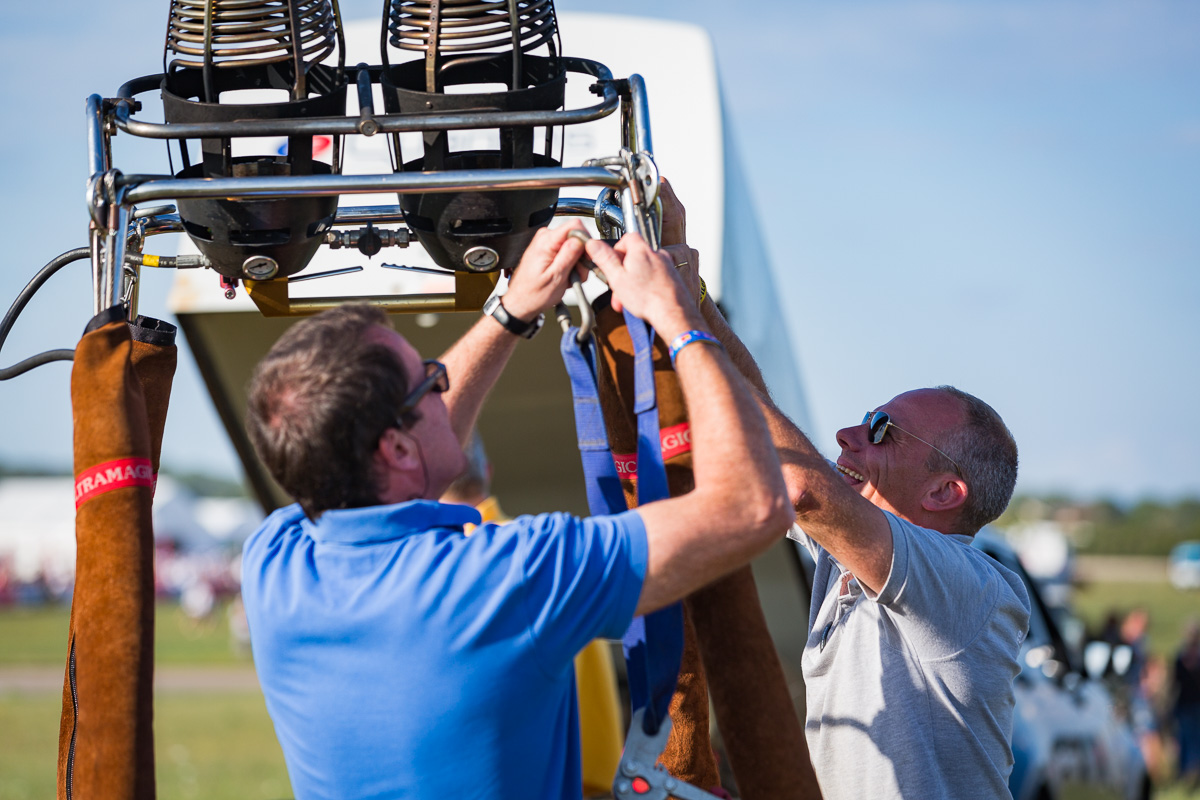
[397,360,449,422]
[862,410,962,476]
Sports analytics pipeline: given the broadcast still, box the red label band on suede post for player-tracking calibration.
[75,457,156,509]
[611,422,693,480]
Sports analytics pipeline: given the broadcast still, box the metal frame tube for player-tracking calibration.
[127,197,622,239]
[628,74,653,157]
[86,95,107,179]
[555,196,623,232]
[124,166,622,204]
[89,228,104,316]
[554,197,595,217]
[114,59,618,141]
[115,97,618,139]
[101,201,129,313]
[620,95,633,152]
[125,261,141,318]
[132,214,185,237]
[619,185,643,239]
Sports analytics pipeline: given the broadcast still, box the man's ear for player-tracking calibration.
[923,475,968,515]
[376,427,422,473]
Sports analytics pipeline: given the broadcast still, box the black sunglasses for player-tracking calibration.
[397,360,449,422]
[862,410,962,476]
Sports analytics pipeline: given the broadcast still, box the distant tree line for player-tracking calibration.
[998,495,1200,556]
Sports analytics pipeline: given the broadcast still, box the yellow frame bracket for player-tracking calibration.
[244,271,502,318]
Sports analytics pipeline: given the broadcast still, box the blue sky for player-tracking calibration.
[0,0,1197,501]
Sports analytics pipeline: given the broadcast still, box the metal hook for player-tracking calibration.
[564,228,602,343]
[570,272,594,343]
[553,274,593,343]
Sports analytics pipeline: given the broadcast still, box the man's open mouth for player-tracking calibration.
[836,463,865,482]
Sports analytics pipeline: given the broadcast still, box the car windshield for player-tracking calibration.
[1171,542,1200,560]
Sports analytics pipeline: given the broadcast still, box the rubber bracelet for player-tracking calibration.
[668,330,723,365]
[698,277,707,305]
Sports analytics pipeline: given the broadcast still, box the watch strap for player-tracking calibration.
[485,295,543,339]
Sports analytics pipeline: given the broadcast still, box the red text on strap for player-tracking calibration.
[75,458,156,509]
[611,422,692,481]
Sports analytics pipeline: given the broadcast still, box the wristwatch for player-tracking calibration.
[482,295,544,339]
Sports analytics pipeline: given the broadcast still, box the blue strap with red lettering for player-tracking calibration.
[560,313,683,737]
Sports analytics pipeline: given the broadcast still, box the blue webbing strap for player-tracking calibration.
[619,311,684,735]
[560,319,684,738]
[559,329,627,516]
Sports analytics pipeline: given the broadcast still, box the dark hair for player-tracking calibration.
[245,304,409,519]
[928,386,1018,534]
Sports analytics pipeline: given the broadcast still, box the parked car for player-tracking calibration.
[786,531,1150,800]
[973,531,1151,800]
[1168,540,1200,590]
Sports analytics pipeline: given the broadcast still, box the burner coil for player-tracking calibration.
[386,0,556,60]
[166,0,340,73]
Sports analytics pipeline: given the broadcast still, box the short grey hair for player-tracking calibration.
[928,386,1018,534]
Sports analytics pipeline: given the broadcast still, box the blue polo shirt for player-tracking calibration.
[241,500,647,800]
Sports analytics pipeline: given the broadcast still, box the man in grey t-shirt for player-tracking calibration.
[720,349,1029,798]
[661,180,1029,797]
[794,507,1028,798]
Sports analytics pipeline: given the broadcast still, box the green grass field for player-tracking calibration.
[2,579,1198,799]
[0,602,248,666]
[1073,580,1199,665]
[0,602,289,800]
[0,692,289,800]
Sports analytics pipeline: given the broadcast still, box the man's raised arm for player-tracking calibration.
[656,179,892,591]
[584,235,794,616]
[699,295,893,591]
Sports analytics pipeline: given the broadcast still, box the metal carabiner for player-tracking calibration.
[563,228,604,342]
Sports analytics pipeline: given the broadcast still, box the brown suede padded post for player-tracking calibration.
[592,295,821,799]
[57,310,171,800]
[690,568,823,799]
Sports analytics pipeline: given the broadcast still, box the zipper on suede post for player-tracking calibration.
[66,639,77,800]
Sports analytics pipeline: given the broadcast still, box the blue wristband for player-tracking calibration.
[668,330,723,365]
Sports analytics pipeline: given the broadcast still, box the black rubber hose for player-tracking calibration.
[0,247,90,381]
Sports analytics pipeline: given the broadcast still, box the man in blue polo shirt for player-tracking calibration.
[240,223,793,799]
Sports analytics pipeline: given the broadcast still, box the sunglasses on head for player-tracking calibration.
[862,410,962,476]
[396,360,449,423]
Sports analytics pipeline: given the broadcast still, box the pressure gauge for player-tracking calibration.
[463,246,499,272]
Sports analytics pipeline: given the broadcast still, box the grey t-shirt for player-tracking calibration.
[793,512,1030,799]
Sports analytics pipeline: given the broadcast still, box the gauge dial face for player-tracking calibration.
[463,246,499,271]
[242,256,278,280]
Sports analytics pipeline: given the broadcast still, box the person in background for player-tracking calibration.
[1122,607,1151,686]
[1173,622,1200,792]
[440,432,624,797]
[1136,654,1171,784]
